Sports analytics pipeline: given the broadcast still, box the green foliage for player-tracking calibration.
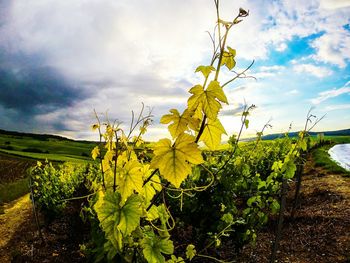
[30,161,87,214]
[141,227,174,263]
[0,177,29,205]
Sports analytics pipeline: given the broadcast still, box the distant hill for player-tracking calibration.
[0,129,93,143]
[261,128,350,140]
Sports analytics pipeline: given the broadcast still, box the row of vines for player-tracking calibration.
[29,1,322,262]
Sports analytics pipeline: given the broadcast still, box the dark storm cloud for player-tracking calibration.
[0,51,88,115]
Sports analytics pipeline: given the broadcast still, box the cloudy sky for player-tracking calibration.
[0,0,349,140]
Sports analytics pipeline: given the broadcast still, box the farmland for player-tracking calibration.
[0,127,349,262]
[0,130,97,211]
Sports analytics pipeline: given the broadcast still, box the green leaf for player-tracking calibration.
[221,213,234,224]
[270,200,280,214]
[187,81,228,120]
[141,228,174,263]
[94,191,123,250]
[244,119,249,129]
[195,65,216,78]
[186,244,196,261]
[150,133,203,188]
[200,118,227,150]
[94,191,141,251]
[117,160,143,204]
[300,138,307,151]
[282,159,296,179]
[167,255,185,263]
[118,194,142,236]
[221,50,236,70]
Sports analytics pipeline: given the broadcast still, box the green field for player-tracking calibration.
[311,136,350,176]
[0,131,97,162]
[0,131,98,208]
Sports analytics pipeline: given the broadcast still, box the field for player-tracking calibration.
[0,129,349,262]
[0,130,97,162]
[0,131,97,212]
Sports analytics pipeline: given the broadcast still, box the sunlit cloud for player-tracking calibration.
[311,81,350,104]
[324,104,350,111]
[293,63,333,78]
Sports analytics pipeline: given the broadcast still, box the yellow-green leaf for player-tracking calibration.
[187,81,228,120]
[94,191,142,251]
[141,228,174,263]
[221,49,236,70]
[195,65,216,78]
[150,133,203,188]
[91,123,100,131]
[186,244,196,261]
[118,194,142,236]
[161,109,200,138]
[91,146,100,160]
[117,160,143,204]
[200,118,227,150]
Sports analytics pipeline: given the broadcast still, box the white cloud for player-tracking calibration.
[325,104,350,111]
[311,29,350,68]
[311,82,350,104]
[320,0,350,10]
[253,65,285,79]
[286,89,299,95]
[293,63,333,77]
[259,65,286,72]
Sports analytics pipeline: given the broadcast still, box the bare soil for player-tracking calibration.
[240,156,350,263]
[0,153,34,184]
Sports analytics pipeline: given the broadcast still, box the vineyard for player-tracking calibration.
[0,1,350,263]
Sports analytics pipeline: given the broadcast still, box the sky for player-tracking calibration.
[0,0,349,141]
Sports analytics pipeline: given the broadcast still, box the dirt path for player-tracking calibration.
[0,194,32,262]
[241,156,350,262]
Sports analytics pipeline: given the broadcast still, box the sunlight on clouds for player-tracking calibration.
[320,0,350,9]
[325,104,350,111]
[311,81,350,104]
[293,63,333,78]
[311,30,350,68]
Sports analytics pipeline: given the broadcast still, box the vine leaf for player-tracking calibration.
[221,46,236,70]
[195,65,216,78]
[94,191,141,251]
[187,80,228,120]
[141,227,174,263]
[186,244,196,261]
[117,160,143,204]
[150,133,203,188]
[91,146,100,160]
[160,109,200,138]
[118,194,142,236]
[200,118,227,150]
[141,165,161,206]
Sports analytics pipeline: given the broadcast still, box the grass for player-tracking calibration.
[0,177,30,211]
[0,132,96,162]
[312,138,350,177]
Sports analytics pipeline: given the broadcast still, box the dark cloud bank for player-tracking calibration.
[0,51,87,116]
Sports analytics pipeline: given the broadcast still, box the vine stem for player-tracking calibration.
[270,177,287,263]
[94,109,106,190]
[29,176,45,243]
